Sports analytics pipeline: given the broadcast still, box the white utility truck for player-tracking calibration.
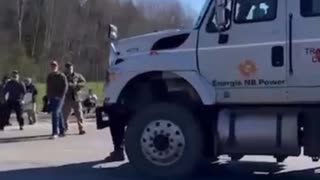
[96,0,320,178]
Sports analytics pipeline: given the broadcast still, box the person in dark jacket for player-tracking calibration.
[0,75,10,130]
[3,71,26,131]
[46,61,68,139]
[24,78,38,125]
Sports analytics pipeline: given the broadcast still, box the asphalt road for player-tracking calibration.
[1,115,320,180]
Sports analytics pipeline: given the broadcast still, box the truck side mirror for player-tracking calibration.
[108,24,118,41]
[215,0,227,31]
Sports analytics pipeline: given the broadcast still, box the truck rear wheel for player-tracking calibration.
[125,103,204,178]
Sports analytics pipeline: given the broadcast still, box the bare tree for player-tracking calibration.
[32,0,43,58]
[17,0,26,45]
[0,0,195,81]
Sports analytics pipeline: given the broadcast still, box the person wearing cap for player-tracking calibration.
[46,61,68,139]
[62,62,86,135]
[0,75,10,130]
[2,70,26,131]
[24,77,38,125]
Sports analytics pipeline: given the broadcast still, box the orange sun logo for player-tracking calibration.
[238,60,257,77]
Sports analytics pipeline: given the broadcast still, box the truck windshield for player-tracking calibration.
[193,0,213,29]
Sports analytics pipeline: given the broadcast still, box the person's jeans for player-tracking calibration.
[49,97,65,135]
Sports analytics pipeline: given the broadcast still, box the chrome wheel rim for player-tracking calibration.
[140,120,186,166]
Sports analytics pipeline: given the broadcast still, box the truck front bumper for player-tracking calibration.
[95,103,128,130]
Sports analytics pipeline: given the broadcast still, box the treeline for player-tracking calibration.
[0,0,195,82]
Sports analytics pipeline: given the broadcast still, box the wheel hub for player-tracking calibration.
[153,135,169,151]
[141,120,185,166]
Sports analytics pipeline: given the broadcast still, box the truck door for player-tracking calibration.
[198,0,287,103]
[287,0,320,87]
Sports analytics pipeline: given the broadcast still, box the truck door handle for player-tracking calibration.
[272,46,284,67]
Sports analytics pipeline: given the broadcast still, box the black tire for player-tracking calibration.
[231,155,243,161]
[275,156,287,163]
[125,102,204,179]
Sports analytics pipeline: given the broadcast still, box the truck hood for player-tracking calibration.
[114,29,192,56]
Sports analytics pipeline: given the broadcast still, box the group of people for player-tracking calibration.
[0,60,98,140]
[46,60,94,139]
[0,71,38,130]
[0,61,123,163]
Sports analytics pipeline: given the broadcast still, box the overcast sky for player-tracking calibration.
[129,0,206,12]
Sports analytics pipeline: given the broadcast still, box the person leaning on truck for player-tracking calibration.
[62,62,86,135]
[46,61,68,139]
[102,108,129,162]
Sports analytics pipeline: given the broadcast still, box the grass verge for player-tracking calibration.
[35,82,104,111]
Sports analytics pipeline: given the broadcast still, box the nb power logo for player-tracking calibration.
[238,60,257,77]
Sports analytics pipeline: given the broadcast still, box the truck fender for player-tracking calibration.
[173,71,216,105]
[104,71,216,105]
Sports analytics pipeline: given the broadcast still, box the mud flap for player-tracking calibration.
[96,106,110,130]
[303,111,320,157]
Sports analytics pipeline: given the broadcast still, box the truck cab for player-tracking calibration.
[96,0,320,178]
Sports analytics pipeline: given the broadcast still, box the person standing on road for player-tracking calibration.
[3,71,26,131]
[62,62,86,135]
[46,61,68,139]
[24,78,38,125]
[0,75,10,131]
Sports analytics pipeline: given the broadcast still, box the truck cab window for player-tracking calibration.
[206,0,232,33]
[301,0,320,17]
[235,0,277,23]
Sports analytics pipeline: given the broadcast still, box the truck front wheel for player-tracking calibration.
[125,103,204,178]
